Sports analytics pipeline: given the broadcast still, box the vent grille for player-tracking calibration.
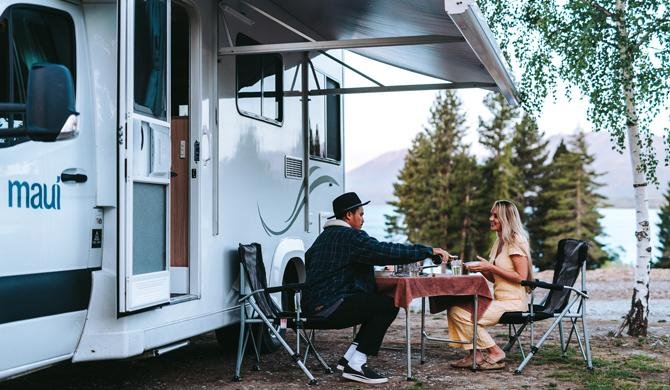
[284,156,303,179]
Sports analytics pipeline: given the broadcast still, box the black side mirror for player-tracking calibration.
[26,63,79,141]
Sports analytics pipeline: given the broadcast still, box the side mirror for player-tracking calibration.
[25,63,79,141]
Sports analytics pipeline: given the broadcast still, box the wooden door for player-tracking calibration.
[170,117,189,267]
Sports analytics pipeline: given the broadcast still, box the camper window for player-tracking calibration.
[235,33,283,125]
[309,74,341,163]
[0,5,76,148]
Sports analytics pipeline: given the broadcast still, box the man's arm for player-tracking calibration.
[350,230,446,265]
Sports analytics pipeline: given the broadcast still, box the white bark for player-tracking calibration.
[617,0,651,335]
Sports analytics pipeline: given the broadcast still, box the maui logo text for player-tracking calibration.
[7,177,61,210]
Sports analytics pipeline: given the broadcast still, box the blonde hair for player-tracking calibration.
[488,200,533,284]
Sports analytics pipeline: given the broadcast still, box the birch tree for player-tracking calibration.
[479,0,670,335]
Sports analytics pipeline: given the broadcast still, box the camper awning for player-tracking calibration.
[221,0,518,105]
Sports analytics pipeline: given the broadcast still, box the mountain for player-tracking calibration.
[346,132,670,208]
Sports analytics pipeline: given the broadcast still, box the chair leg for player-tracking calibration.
[249,301,317,384]
[581,311,593,370]
[301,330,333,374]
[233,321,249,381]
[558,321,566,356]
[250,325,262,369]
[503,323,527,353]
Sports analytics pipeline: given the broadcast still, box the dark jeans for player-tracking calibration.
[322,293,399,356]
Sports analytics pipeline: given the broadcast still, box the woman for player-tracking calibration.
[448,200,532,370]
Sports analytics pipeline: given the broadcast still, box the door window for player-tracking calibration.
[134,0,167,120]
[0,5,76,148]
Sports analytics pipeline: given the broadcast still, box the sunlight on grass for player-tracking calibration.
[525,345,669,389]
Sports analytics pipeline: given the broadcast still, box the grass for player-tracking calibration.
[526,345,669,389]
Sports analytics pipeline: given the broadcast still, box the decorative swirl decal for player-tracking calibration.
[258,171,340,236]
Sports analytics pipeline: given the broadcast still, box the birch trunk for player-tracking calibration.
[615,0,651,337]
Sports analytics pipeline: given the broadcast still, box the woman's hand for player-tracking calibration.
[466,256,493,272]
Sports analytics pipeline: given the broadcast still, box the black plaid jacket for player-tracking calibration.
[301,225,433,315]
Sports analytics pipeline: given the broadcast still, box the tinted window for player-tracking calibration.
[309,73,341,163]
[235,33,283,124]
[134,0,167,120]
[0,6,76,148]
[325,77,341,161]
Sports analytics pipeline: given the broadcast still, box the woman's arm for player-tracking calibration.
[468,254,529,284]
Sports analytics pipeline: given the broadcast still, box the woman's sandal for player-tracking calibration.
[450,356,479,369]
[476,355,506,371]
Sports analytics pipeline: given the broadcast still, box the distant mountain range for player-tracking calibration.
[346,132,670,208]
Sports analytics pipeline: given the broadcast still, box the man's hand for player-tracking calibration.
[432,248,451,263]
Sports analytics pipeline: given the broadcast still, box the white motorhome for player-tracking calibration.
[0,0,517,380]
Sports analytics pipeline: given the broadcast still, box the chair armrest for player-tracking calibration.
[265,282,307,294]
[521,279,564,291]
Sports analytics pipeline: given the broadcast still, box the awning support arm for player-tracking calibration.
[318,51,384,87]
[218,35,465,56]
[282,82,496,97]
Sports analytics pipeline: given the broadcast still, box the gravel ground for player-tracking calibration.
[2,267,669,389]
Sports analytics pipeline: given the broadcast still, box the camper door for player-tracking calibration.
[118,0,172,312]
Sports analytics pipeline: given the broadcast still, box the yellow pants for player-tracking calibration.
[447,299,524,350]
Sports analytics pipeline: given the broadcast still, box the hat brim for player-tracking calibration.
[326,200,371,219]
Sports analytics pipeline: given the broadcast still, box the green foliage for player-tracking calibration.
[532,345,668,389]
[654,184,670,268]
[479,92,519,206]
[386,91,487,258]
[535,132,611,269]
[511,114,551,263]
[479,0,670,185]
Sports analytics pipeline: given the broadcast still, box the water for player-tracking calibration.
[362,204,663,264]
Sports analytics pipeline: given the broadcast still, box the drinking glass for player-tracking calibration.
[451,259,463,276]
[409,262,421,277]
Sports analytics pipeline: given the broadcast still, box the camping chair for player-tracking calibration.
[499,238,593,374]
[233,243,332,385]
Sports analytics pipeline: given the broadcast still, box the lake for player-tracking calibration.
[362,204,663,264]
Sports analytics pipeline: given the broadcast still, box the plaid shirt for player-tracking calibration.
[301,224,433,314]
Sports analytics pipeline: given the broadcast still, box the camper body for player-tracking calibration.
[1,0,343,379]
[1,0,519,380]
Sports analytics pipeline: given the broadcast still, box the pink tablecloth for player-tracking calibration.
[376,274,493,319]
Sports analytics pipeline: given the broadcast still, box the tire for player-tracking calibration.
[215,323,284,355]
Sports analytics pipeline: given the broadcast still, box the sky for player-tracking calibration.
[342,52,669,172]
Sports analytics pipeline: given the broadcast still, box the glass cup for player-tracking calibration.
[451,259,463,276]
[408,262,420,277]
[394,263,409,277]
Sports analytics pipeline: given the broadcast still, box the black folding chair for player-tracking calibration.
[233,243,332,385]
[499,238,593,374]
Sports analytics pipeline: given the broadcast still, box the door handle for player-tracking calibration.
[61,172,88,183]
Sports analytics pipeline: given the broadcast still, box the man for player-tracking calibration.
[302,192,449,384]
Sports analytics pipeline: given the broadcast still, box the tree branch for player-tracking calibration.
[634,16,670,48]
[587,0,614,18]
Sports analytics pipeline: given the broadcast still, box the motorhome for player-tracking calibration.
[0,0,517,380]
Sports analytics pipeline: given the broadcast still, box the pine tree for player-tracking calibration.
[478,93,519,250]
[510,114,550,264]
[654,184,670,268]
[386,91,487,257]
[479,93,518,204]
[538,132,610,269]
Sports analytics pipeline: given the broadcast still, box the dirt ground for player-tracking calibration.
[3,267,670,389]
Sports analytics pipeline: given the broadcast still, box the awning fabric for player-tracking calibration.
[234,0,517,102]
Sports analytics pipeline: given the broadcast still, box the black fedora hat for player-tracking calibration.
[328,192,370,219]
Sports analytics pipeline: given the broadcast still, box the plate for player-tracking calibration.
[464,261,482,268]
